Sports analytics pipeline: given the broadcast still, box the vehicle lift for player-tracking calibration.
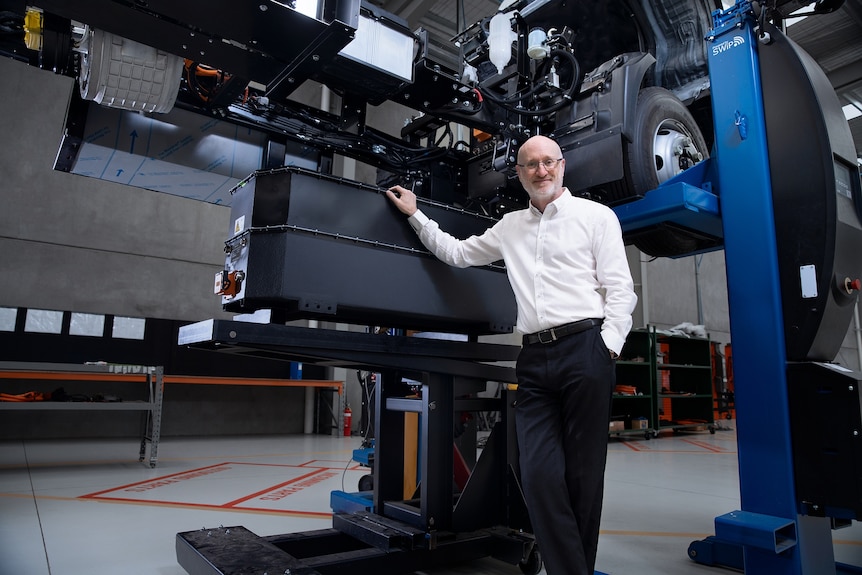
[175,2,862,574]
[615,2,862,574]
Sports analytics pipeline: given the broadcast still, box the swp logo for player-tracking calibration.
[711,35,746,56]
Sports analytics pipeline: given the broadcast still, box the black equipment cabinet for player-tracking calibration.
[175,320,536,575]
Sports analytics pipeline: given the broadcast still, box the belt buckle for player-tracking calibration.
[537,328,557,344]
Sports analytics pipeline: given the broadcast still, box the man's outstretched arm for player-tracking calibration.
[385,184,502,269]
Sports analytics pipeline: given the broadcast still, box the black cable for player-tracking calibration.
[479,48,581,116]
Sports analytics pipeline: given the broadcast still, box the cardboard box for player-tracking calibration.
[630,418,649,430]
[609,420,625,433]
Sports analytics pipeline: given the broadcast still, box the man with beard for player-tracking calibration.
[386,134,637,575]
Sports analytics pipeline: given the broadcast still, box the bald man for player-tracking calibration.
[387,135,637,575]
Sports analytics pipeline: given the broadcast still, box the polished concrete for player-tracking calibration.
[1,424,860,575]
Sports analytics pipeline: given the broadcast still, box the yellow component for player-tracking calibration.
[403,411,419,500]
[505,383,519,391]
[23,8,43,51]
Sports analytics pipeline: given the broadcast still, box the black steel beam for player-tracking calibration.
[178,320,519,383]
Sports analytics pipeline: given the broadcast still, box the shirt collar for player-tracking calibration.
[528,188,572,217]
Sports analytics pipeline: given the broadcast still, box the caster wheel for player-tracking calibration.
[519,545,542,575]
[358,473,374,492]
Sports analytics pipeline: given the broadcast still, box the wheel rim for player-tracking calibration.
[652,119,704,184]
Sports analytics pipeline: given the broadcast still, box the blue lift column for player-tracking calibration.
[695,2,835,573]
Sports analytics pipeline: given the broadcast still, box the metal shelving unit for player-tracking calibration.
[0,361,164,466]
[612,328,657,439]
[653,330,715,436]
[612,327,715,439]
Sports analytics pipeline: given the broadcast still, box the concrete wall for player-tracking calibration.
[1,56,232,323]
[643,251,731,343]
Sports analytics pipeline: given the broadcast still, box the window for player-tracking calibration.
[24,309,63,334]
[843,103,862,121]
[112,316,146,340]
[70,312,105,337]
[0,307,17,331]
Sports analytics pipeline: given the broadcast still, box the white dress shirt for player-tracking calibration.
[408,189,637,354]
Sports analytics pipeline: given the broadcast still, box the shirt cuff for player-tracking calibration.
[408,209,430,233]
[601,330,625,357]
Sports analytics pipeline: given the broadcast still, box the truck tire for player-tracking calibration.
[625,87,711,257]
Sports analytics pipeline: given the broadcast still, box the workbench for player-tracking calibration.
[0,361,164,467]
[0,361,347,467]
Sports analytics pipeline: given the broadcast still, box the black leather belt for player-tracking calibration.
[523,318,602,345]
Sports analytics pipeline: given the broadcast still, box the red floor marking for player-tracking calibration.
[79,462,232,498]
[300,459,364,470]
[223,468,329,507]
[681,438,727,453]
[81,496,334,518]
[78,461,365,518]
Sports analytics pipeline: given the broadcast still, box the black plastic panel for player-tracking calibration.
[787,362,862,520]
[760,23,862,361]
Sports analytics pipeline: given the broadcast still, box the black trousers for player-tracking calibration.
[515,325,615,575]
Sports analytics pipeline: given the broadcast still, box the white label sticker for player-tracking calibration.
[800,264,818,299]
[234,215,246,235]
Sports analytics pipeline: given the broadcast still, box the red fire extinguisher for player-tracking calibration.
[343,404,352,437]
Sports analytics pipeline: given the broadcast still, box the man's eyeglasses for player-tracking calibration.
[517,158,563,172]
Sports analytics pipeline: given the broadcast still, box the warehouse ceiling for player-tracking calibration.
[374,0,862,161]
[784,0,862,160]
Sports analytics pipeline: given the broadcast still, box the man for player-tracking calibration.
[386,134,637,575]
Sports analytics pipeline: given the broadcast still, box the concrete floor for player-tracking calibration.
[1,424,860,574]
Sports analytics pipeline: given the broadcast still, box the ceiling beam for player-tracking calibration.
[380,0,440,29]
[828,59,862,92]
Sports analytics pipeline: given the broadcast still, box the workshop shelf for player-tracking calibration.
[654,330,715,435]
[612,327,715,439]
[612,329,657,439]
[0,361,164,466]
